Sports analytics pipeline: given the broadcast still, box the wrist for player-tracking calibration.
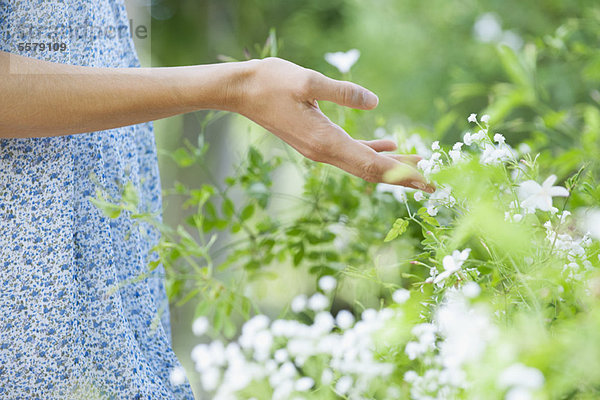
[219,59,261,114]
[183,59,260,114]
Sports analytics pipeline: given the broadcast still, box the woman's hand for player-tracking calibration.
[1,51,432,192]
[233,58,434,192]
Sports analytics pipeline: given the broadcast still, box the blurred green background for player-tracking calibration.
[143,0,599,396]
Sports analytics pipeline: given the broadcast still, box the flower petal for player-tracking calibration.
[550,186,569,197]
[542,174,557,188]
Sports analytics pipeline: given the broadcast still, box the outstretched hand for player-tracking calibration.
[235,58,434,193]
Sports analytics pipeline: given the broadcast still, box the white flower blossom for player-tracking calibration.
[498,363,545,389]
[481,114,491,124]
[425,186,455,216]
[308,293,330,311]
[468,113,478,123]
[335,310,355,329]
[192,316,209,336]
[376,183,410,202]
[291,294,308,313]
[318,275,337,292]
[518,175,569,213]
[169,366,187,386]
[295,377,314,391]
[480,142,513,165]
[431,141,440,151]
[434,249,471,284]
[464,130,487,146]
[518,143,532,154]
[493,133,505,144]
[392,288,410,304]
[462,282,481,298]
[335,376,353,395]
[324,49,360,74]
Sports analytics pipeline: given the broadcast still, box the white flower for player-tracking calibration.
[201,367,221,391]
[464,132,474,146]
[274,348,288,363]
[449,149,464,163]
[519,175,569,213]
[518,143,532,154]
[414,191,425,202]
[493,133,505,144]
[468,113,478,123]
[481,114,491,124]
[192,316,210,336]
[576,208,600,240]
[291,294,308,313]
[417,153,442,177]
[462,282,481,298]
[474,13,502,43]
[436,294,496,370]
[295,377,314,391]
[313,311,335,334]
[425,186,455,216]
[449,142,465,163]
[169,366,187,386]
[308,293,330,311]
[404,370,419,383]
[506,387,534,400]
[374,127,387,138]
[335,309,355,329]
[464,130,486,145]
[321,369,334,385]
[376,183,409,202]
[498,363,545,389]
[392,288,410,304]
[335,376,353,395]
[324,49,360,74]
[480,143,512,165]
[431,141,440,151]
[318,275,337,292]
[433,249,471,284]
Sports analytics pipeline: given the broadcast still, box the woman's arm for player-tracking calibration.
[0,52,433,191]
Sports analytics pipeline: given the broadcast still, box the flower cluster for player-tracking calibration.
[168,111,599,399]
[177,277,407,399]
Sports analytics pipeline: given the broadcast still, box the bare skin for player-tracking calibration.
[0,52,434,192]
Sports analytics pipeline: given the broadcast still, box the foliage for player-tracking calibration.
[91,2,600,398]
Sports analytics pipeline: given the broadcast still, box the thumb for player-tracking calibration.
[309,72,378,110]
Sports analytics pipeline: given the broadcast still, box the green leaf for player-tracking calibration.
[384,218,409,242]
[195,300,212,318]
[293,243,305,267]
[241,203,255,221]
[222,197,235,218]
[89,196,122,219]
[171,147,196,167]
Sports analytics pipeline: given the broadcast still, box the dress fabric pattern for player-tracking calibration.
[0,1,194,399]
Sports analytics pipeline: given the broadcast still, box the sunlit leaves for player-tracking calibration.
[384,218,409,242]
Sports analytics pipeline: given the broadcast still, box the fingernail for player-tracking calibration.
[365,91,378,108]
[411,181,426,191]
[412,180,435,193]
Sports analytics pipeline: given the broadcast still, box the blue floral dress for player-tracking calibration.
[0,1,195,399]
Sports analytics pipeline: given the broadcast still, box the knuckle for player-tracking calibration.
[298,72,319,98]
[359,159,380,182]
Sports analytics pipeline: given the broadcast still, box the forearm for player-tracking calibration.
[0,51,256,138]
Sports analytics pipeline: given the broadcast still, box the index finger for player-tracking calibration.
[326,126,435,192]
